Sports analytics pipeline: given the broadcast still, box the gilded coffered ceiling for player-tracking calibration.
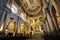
[19,0,46,26]
[20,0,43,17]
[19,0,60,27]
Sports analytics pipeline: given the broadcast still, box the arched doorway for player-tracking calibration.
[6,18,16,37]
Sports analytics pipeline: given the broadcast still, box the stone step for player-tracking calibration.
[26,33,44,40]
[32,33,43,37]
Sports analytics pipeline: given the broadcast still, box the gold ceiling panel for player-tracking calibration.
[20,0,46,26]
[20,0,41,15]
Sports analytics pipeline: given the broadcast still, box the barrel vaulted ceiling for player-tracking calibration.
[14,0,60,26]
[20,0,44,18]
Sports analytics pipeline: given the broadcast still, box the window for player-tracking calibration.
[11,4,18,14]
[20,13,26,22]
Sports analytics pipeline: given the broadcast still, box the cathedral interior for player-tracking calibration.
[0,0,60,40]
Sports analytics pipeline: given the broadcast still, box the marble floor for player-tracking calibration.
[26,33,44,40]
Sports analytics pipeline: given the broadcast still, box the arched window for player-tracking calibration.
[11,4,18,14]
